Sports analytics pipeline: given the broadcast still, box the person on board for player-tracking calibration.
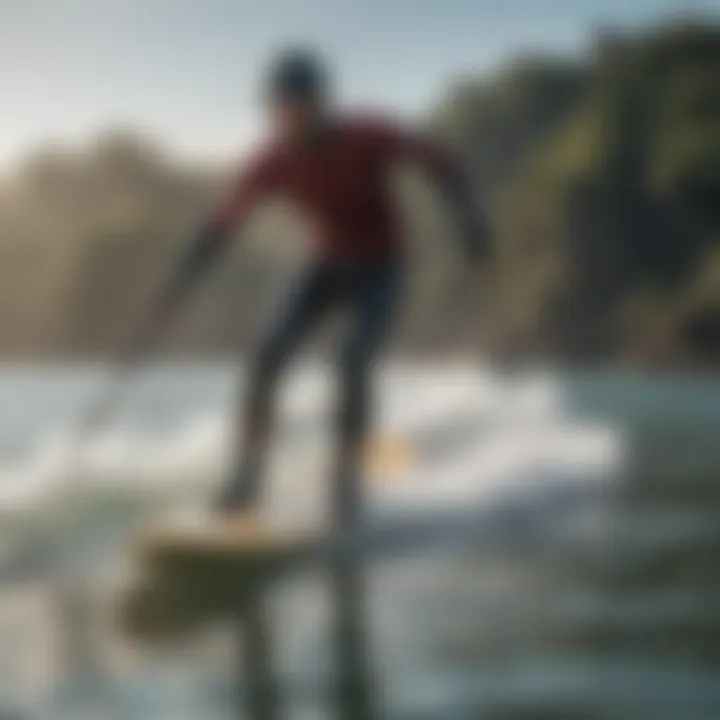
[137,47,489,523]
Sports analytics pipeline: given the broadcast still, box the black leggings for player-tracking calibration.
[239,261,404,520]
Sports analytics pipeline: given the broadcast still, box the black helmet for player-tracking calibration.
[265,47,329,104]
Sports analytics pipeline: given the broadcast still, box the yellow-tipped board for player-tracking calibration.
[121,513,323,640]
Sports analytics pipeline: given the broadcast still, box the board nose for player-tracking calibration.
[364,436,417,479]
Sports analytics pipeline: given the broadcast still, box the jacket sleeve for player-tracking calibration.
[375,119,489,260]
[210,148,278,237]
[152,148,279,314]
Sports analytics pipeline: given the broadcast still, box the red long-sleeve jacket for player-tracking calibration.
[212,114,458,264]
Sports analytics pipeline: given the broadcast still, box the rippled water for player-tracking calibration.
[0,364,718,719]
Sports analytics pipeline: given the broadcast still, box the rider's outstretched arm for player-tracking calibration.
[382,120,490,261]
[123,150,277,361]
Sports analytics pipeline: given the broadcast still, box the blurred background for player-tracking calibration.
[0,1,719,718]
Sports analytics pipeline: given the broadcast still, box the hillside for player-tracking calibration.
[433,21,720,362]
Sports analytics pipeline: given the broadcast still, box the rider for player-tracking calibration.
[141,48,489,523]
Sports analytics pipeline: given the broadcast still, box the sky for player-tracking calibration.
[0,0,717,168]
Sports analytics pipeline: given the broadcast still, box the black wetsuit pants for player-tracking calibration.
[226,260,404,523]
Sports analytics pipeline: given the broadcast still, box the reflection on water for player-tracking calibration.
[0,366,719,718]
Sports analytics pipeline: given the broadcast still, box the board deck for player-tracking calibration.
[117,464,530,641]
[136,514,323,560]
[118,505,476,640]
[120,435,419,639]
[118,495,504,641]
[120,513,326,639]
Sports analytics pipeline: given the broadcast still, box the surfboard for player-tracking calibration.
[119,433,421,638]
[118,501,490,641]
[119,428,543,640]
[120,512,326,639]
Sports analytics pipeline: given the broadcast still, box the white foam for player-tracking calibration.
[0,365,622,529]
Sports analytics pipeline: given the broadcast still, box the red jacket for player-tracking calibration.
[212,115,456,264]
